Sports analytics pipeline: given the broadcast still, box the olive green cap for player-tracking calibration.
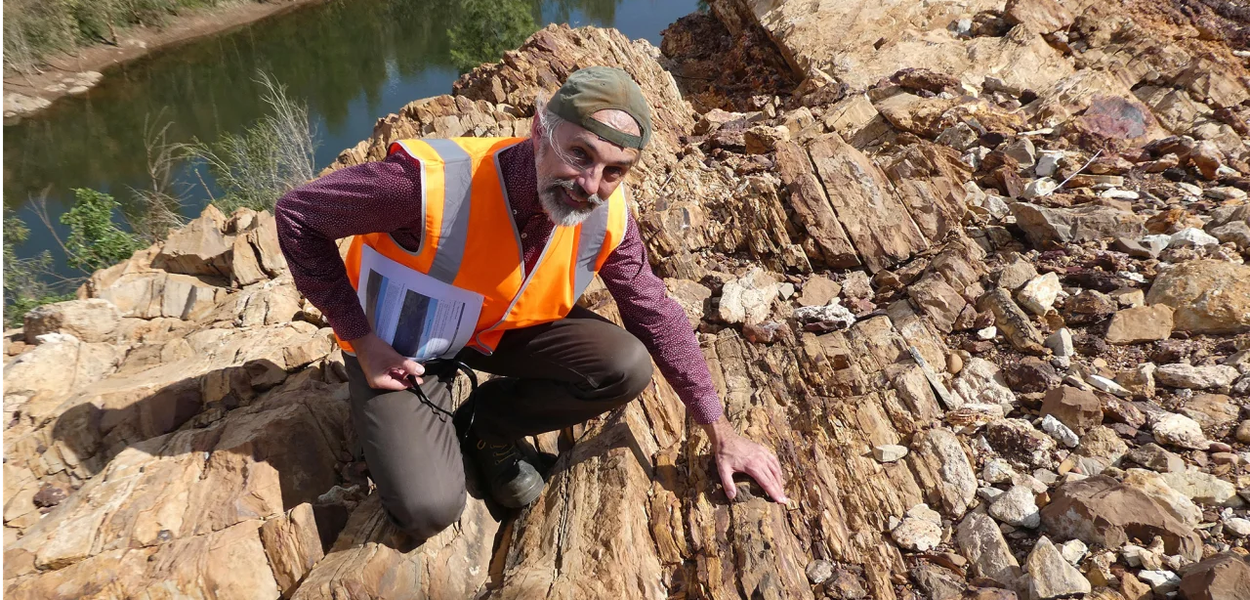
[547,66,652,150]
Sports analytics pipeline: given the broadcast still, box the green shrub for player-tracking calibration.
[61,188,145,273]
[2,211,74,328]
[448,0,538,73]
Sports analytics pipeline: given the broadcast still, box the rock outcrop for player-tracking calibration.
[7,3,1250,599]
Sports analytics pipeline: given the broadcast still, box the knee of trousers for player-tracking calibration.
[387,484,467,540]
[606,335,654,404]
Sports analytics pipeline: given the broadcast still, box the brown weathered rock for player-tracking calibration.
[259,503,324,597]
[1010,202,1146,249]
[1039,475,1202,561]
[153,205,233,277]
[978,288,1047,354]
[806,133,930,272]
[1002,357,1061,394]
[798,275,842,307]
[956,511,1021,588]
[1181,394,1239,430]
[664,278,713,328]
[1147,260,1250,334]
[986,419,1057,469]
[22,299,122,344]
[1178,553,1250,600]
[774,140,861,268]
[1041,387,1103,434]
[910,273,968,333]
[1105,305,1174,345]
[710,0,1071,92]
[1004,0,1074,33]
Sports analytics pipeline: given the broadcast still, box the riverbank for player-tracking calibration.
[3,0,327,121]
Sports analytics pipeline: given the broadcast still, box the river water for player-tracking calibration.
[3,0,697,287]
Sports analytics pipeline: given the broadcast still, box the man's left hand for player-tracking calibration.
[702,419,789,504]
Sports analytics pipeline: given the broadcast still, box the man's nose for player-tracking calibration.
[576,166,603,198]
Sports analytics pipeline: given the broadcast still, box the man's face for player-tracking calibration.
[533,109,641,227]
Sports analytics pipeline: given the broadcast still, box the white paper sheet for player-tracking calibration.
[356,244,484,361]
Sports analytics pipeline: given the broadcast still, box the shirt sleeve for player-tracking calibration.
[274,154,425,341]
[598,212,725,424]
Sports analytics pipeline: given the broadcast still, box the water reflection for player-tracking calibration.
[3,0,696,282]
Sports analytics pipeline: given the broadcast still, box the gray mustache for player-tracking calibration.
[551,179,605,207]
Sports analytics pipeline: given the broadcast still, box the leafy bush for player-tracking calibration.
[2,211,74,328]
[61,188,145,273]
[448,0,537,73]
[187,71,317,214]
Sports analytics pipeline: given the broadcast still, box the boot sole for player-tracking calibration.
[495,474,545,508]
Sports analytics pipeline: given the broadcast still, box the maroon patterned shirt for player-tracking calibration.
[274,139,723,424]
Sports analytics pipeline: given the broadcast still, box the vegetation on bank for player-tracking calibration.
[3,70,314,327]
[3,0,260,75]
[186,73,318,214]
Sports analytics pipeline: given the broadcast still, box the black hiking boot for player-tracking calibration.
[455,400,545,508]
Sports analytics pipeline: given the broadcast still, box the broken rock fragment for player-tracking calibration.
[1147,260,1250,334]
[1040,475,1202,561]
[1024,536,1091,600]
[1152,412,1210,450]
[978,288,1046,354]
[1105,305,1174,345]
[956,511,1021,587]
[1041,386,1103,434]
[986,419,1057,469]
[1010,202,1146,249]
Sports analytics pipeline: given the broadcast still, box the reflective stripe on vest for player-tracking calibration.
[337,137,628,356]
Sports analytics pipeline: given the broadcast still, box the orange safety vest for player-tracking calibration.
[339,137,629,356]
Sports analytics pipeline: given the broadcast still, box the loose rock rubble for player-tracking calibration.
[6,1,1250,598]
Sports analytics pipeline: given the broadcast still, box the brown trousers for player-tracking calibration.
[345,306,654,539]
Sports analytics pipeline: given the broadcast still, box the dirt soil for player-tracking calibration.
[2,0,327,117]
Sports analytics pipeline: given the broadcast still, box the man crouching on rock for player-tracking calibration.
[275,66,788,542]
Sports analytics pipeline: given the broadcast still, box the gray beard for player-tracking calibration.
[538,180,601,227]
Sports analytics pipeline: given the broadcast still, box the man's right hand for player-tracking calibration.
[351,332,425,390]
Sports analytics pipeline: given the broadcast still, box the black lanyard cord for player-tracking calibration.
[405,360,479,440]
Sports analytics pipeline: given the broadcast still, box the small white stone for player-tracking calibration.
[976,326,997,341]
[778,283,795,300]
[982,458,1016,484]
[988,485,1041,529]
[1176,182,1204,197]
[906,503,943,525]
[891,514,942,551]
[1087,374,1130,397]
[1168,227,1220,248]
[1017,272,1061,315]
[1225,517,1250,537]
[1101,189,1139,200]
[1045,327,1075,355]
[953,17,973,37]
[1022,178,1058,199]
[1138,570,1181,594]
[1040,415,1079,448]
[1152,413,1210,450]
[873,444,909,463]
[978,487,1006,502]
[1140,234,1172,256]
[1035,150,1064,178]
[33,332,80,345]
[1059,539,1088,565]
